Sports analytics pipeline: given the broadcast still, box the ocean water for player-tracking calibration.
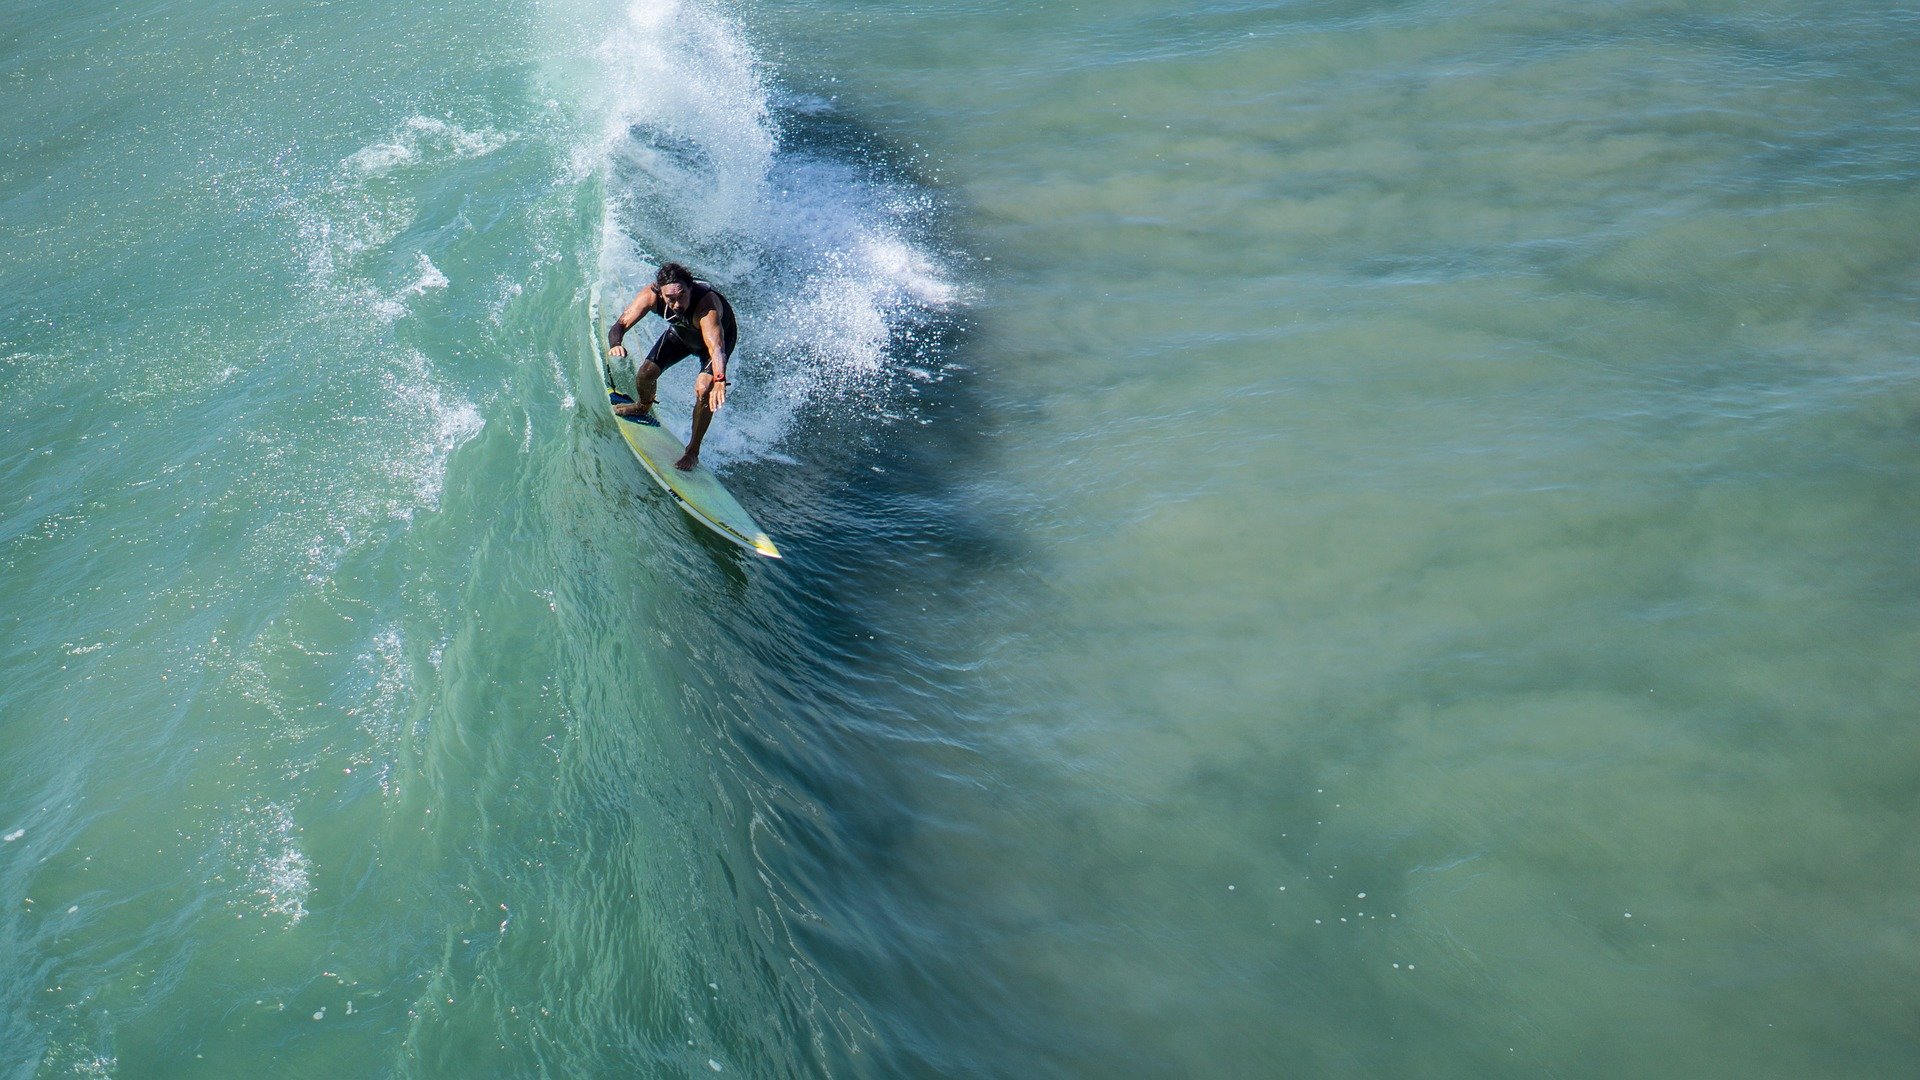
[3,0,1918,1076]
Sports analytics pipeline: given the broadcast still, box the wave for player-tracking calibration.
[588,0,965,466]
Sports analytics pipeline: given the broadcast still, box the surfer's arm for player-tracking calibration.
[608,286,658,354]
[697,307,728,382]
[698,306,728,411]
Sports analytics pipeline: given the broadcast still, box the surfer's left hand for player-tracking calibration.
[708,379,727,412]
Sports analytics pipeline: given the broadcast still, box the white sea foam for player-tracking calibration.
[290,164,483,513]
[406,253,450,295]
[352,628,409,742]
[354,253,454,323]
[592,1,774,240]
[347,116,509,175]
[487,276,524,326]
[308,118,494,303]
[382,349,484,518]
[345,139,418,174]
[217,802,312,926]
[331,626,412,792]
[256,137,489,582]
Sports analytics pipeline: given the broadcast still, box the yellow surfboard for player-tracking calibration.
[594,303,781,559]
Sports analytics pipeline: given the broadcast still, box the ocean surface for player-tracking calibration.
[4,0,1919,1075]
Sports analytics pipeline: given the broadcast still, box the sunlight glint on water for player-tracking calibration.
[3,0,1919,1076]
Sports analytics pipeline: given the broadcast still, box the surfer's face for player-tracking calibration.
[660,283,692,316]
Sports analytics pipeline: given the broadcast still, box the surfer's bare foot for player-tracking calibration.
[612,402,652,419]
[674,452,699,471]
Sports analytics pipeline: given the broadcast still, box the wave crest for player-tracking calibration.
[591,0,964,465]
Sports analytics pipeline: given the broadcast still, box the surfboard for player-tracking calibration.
[595,306,781,559]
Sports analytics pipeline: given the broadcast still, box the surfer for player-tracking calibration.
[607,262,737,471]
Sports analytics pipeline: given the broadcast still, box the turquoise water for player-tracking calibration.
[4,0,1919,1075]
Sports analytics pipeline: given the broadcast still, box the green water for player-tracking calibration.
[3,0,1918,1075]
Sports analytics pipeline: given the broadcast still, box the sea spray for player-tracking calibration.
[587,0,962,466]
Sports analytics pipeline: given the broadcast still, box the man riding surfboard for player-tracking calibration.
[607,262,736,471]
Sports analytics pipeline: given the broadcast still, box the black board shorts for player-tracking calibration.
[642,324,738,376]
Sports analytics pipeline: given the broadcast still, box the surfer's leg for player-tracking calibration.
[676,371,716,471]
[616,332,686,417]
[614,358,663,417]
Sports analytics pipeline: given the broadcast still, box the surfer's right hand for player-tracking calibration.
[609,344,627,359]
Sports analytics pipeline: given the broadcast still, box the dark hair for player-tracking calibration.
[654,262,696,289]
